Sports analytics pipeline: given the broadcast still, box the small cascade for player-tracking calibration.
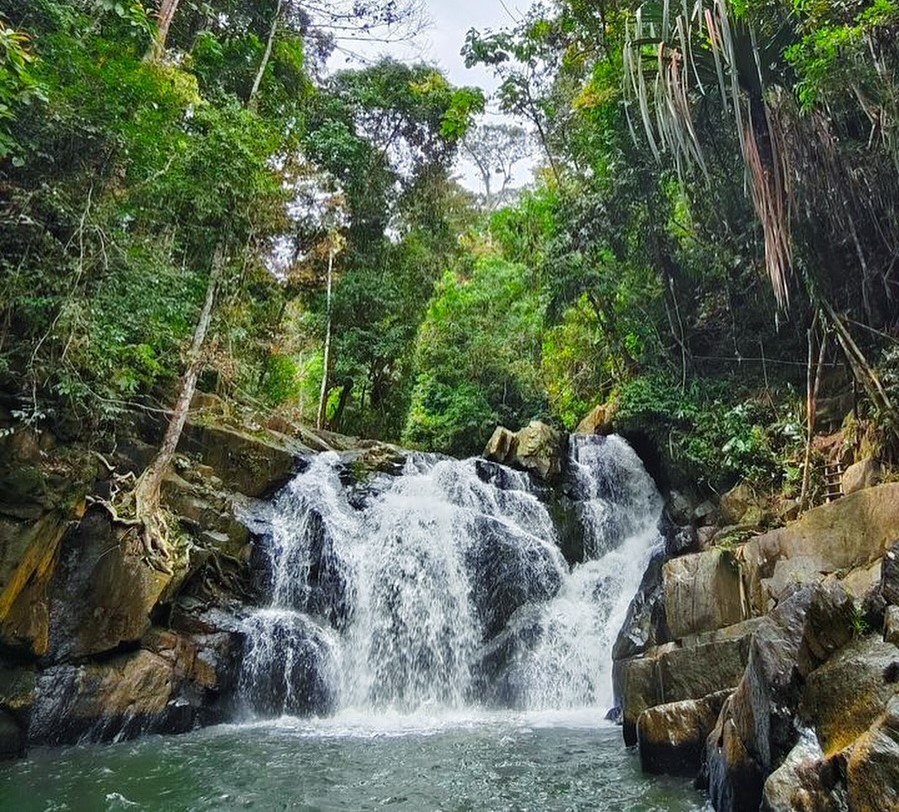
[238,433,663,719]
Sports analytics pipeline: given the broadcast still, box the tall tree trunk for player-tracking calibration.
[147,0,181,62]
[248,0,283,109]
[132,247,224,568]
[316,246,335,430]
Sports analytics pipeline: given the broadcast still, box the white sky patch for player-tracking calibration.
[328,0,538,195]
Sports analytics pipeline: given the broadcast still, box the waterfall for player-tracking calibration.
[238,434,662,718]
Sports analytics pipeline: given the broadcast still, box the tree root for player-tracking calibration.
[86,468,177,575]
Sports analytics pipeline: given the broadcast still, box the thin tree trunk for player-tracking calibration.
[316,246,335,430]
[147,0,181,62]
[248,0,283,108]
[331,378,353,431]
[799,315,827,513]
[132,247,224,566]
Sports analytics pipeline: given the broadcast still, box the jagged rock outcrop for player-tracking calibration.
[575,402,617,436]
[614,617,762,745]
[739,483,899,614]
[846,695,899,811]
[484,421,566,481]
[623,477,899,812]
[705,583,855,811]
[663,548,747,639]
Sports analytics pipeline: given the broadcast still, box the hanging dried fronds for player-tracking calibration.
[623,0,795,311]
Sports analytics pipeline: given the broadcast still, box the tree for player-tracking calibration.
[461,123,533,209]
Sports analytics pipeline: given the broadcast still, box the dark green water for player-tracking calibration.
[0,712,707,811]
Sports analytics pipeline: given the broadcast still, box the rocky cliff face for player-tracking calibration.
[613,481,899,811]
[0,410,327,758]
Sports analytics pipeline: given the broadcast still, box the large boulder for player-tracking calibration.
[739,483,899,615]
[484,420,567,482]
[612,549,669,661]
[760,730,847,812]
[706,583,855,812]
[663,548,747,639]
[801,637,899,756]
[719,482,769,526]
[637,689,731,776]
[28,649,185,745]
[464,516,563,640]
[846,695,899,812]
[575,402,617,436]
[841,457,880,496]
[0,438,89,657]
[0,508,75,657]
[179,420,303,498]
[882,540,899,606]
[0,666,35,758]
[46,510,175,662]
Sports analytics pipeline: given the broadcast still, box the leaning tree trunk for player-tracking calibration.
[131,247,224,569]
[316,245,335,430]
[147,0,181,62]
[248,0,283,108]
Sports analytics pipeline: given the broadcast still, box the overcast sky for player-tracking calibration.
[333,0,536,193]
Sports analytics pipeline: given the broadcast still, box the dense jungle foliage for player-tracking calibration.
[2,0,899,497]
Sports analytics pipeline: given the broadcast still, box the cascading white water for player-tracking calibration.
[239,434,662,718]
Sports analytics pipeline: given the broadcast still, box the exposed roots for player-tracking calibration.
[86,467,176,575]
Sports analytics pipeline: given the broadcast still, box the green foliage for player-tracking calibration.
[615,376,800,490]
[0,15,46,158]
[402,255,547,454]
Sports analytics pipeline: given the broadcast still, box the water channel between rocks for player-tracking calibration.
[0,435,708,811]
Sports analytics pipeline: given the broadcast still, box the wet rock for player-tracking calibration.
[705,694,765,812]
[846,695,899,812]
[465,516,562,640]
[637,689,731,776]
[46,509,174,661]
[706,583,855,812]
[693,500,719,526]
[760,729,847,812]
[0,507,74,657]
[739,484,899,615]
[666,490,694,526]
[841,457,880,496]
[882,540,899,606]
[664,523,697,557]
[801,637,899,756]
[483,421,566,482]
[0,710,25,759]
[884,605,899,647]
[0,666,35,759]
[615,618,760,746]
[575,402,617,436]
[28,649,188,746]
[472,607,545,706]
[663,548,746,639]
[612,548,668,661]
[239,612,338,717]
